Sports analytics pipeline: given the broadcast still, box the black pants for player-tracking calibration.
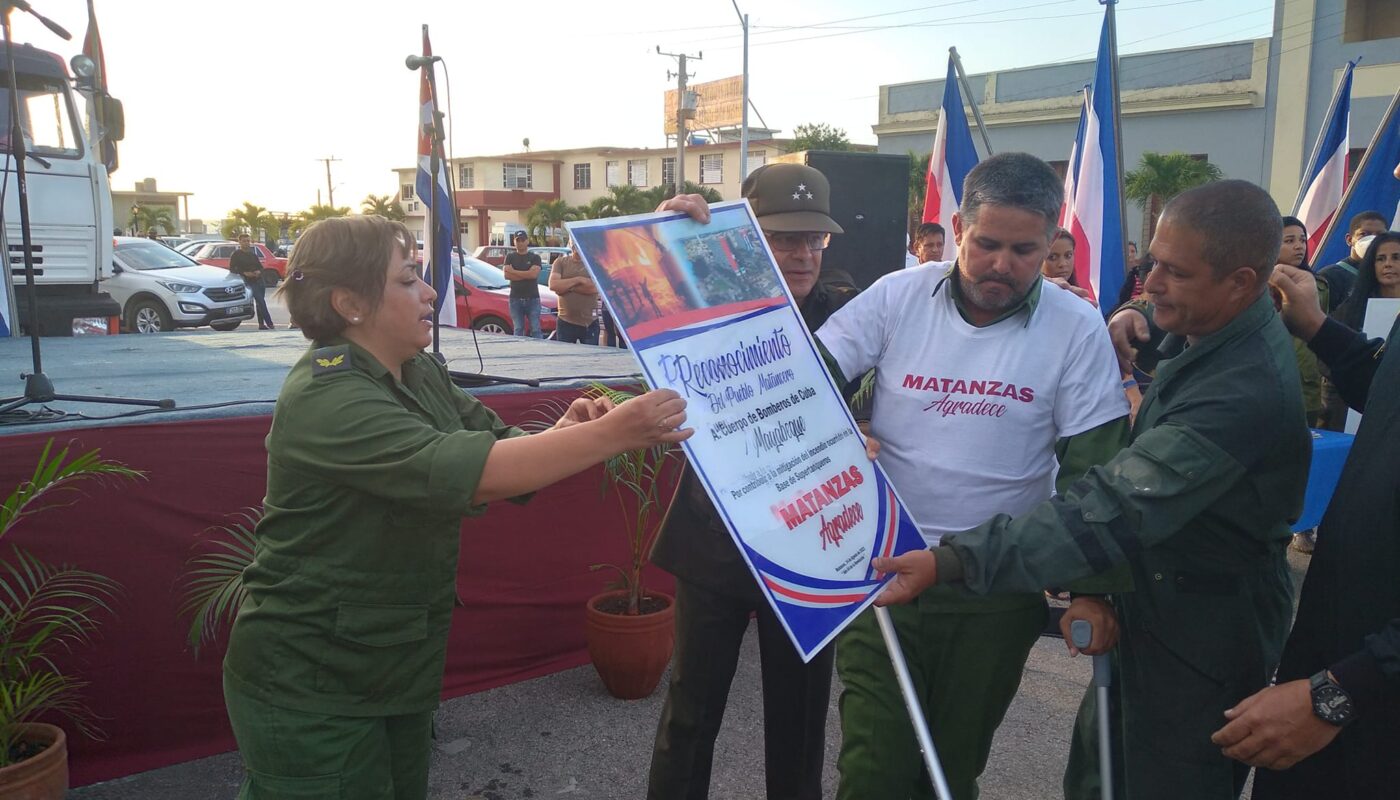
[555,318,598,345]
[647,578,833,800]
[249,281,274,329]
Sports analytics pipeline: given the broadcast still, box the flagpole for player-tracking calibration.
[1313,86,1400,259]
[950,48,994,156]
[421,23,446,360]
[1103,0,1129,271]
[1293,59,1358,215]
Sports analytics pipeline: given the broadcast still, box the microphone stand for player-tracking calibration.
[0,1,172,415]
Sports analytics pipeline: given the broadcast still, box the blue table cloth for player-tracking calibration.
[1293,429,1354,533]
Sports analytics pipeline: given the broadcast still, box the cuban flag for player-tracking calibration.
[922,54,980,262]
[414,26,457,328]
[1314,88,1400,268]
[1296,61,1355,262]
[1062,11,1127,308]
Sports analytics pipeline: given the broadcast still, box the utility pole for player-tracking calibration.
[731,0,749,181]
[658,46,701,193]
[317,155,341,207]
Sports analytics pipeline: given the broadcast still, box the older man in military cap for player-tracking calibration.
[645,162,863,800]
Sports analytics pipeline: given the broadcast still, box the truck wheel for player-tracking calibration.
[210,320,243,331]
[127,300,173,334]
[472,316,509,334]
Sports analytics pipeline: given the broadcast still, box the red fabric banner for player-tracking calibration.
[0,390,675,786]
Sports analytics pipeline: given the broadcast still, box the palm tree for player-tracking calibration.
[580,196,620,220]
[1124,152,1224,246]
[605,185,651,216]
[523,198,580,245]
[221,202,280,242]
[131,205,175,236]
[641,181,723,208]
[361,194,405,221]
[290,204,351,235]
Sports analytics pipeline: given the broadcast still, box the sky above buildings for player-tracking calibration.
[11,0,1275,220]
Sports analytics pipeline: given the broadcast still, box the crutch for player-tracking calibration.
[875,606,954,800]
[1069,619,1113,800]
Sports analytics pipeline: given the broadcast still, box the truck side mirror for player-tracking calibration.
[103,97,124,142]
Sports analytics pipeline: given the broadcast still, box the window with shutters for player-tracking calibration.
[605,160,620,187]
[628,159,649,187]
[700,153,723,185]
[574,163,591,190]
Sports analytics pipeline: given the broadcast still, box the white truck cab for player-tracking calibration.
[2,42,123,335]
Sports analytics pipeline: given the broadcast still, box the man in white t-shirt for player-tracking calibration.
[816,152,1130,800]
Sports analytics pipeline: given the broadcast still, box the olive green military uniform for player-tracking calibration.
[647,279,863,800]
[934,294,1310,799]
[223,339,528,800]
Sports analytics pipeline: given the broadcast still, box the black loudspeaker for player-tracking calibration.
[775,150,911,290]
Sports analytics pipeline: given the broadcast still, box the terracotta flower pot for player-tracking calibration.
[0,723,68,800]
[584,589,676,700]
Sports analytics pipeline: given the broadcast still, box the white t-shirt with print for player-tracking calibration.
[816,263,1128,545]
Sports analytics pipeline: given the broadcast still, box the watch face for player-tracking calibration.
[1312,684,1354,725]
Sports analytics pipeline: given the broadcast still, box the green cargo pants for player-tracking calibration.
[224,675,434,800]
[835,587,1046,800]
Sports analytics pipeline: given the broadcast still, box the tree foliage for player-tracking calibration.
[361,194,406,221]
[130,205,175,235]
[524,198,580,244]
[221,202,280,242]
[791,122,851,152]
[290,204,351,235]
[1124,152,1224,245]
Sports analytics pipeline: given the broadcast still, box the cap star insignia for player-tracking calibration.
[797,183,807,192]
[805,192,814,199]
[792,192,801,200]
[311,344,352,376]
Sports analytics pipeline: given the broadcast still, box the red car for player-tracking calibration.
[187,241,289,284]
[453,254,558,335]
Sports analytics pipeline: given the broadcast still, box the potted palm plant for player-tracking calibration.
[522,384,684,699]
[0,440,142,799]
[579,384,684,699]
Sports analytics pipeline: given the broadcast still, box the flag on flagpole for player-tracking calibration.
[1061,11,1127,307]
[414,27,457,328]
[1295,61,1355,262]
[1313,88,1400,268]
[1058,87,1091,228]
[82,0,117,172]
[922,54,980,262]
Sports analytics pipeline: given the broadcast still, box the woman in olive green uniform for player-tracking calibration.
[222,215,691,800]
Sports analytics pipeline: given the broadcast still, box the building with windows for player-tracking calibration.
[110,178,194,235]
[393,139,787,247]
[874,0,1399,244]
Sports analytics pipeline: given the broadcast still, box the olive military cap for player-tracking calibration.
[741,163,844,235]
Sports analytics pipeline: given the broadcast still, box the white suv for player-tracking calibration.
[106,237,254,333]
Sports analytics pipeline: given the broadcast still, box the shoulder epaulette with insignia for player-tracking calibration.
[311,344,352,376]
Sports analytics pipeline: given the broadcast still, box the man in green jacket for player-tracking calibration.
[871,179,1310,800]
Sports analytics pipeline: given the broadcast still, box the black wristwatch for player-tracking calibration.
[1309,670,1355,727]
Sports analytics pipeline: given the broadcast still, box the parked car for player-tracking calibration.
[452,254,558,335]
[160,236,191,250]
[187,241,289,285]
[471,244,510,266]
[106,237,254,333]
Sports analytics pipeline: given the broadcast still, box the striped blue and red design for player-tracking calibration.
[1297,62,1355,262]
[1063,10,1127,310]
[922,54,980,263]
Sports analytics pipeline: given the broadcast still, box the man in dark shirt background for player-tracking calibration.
[502,230,543,338]
[230,233,274,330]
